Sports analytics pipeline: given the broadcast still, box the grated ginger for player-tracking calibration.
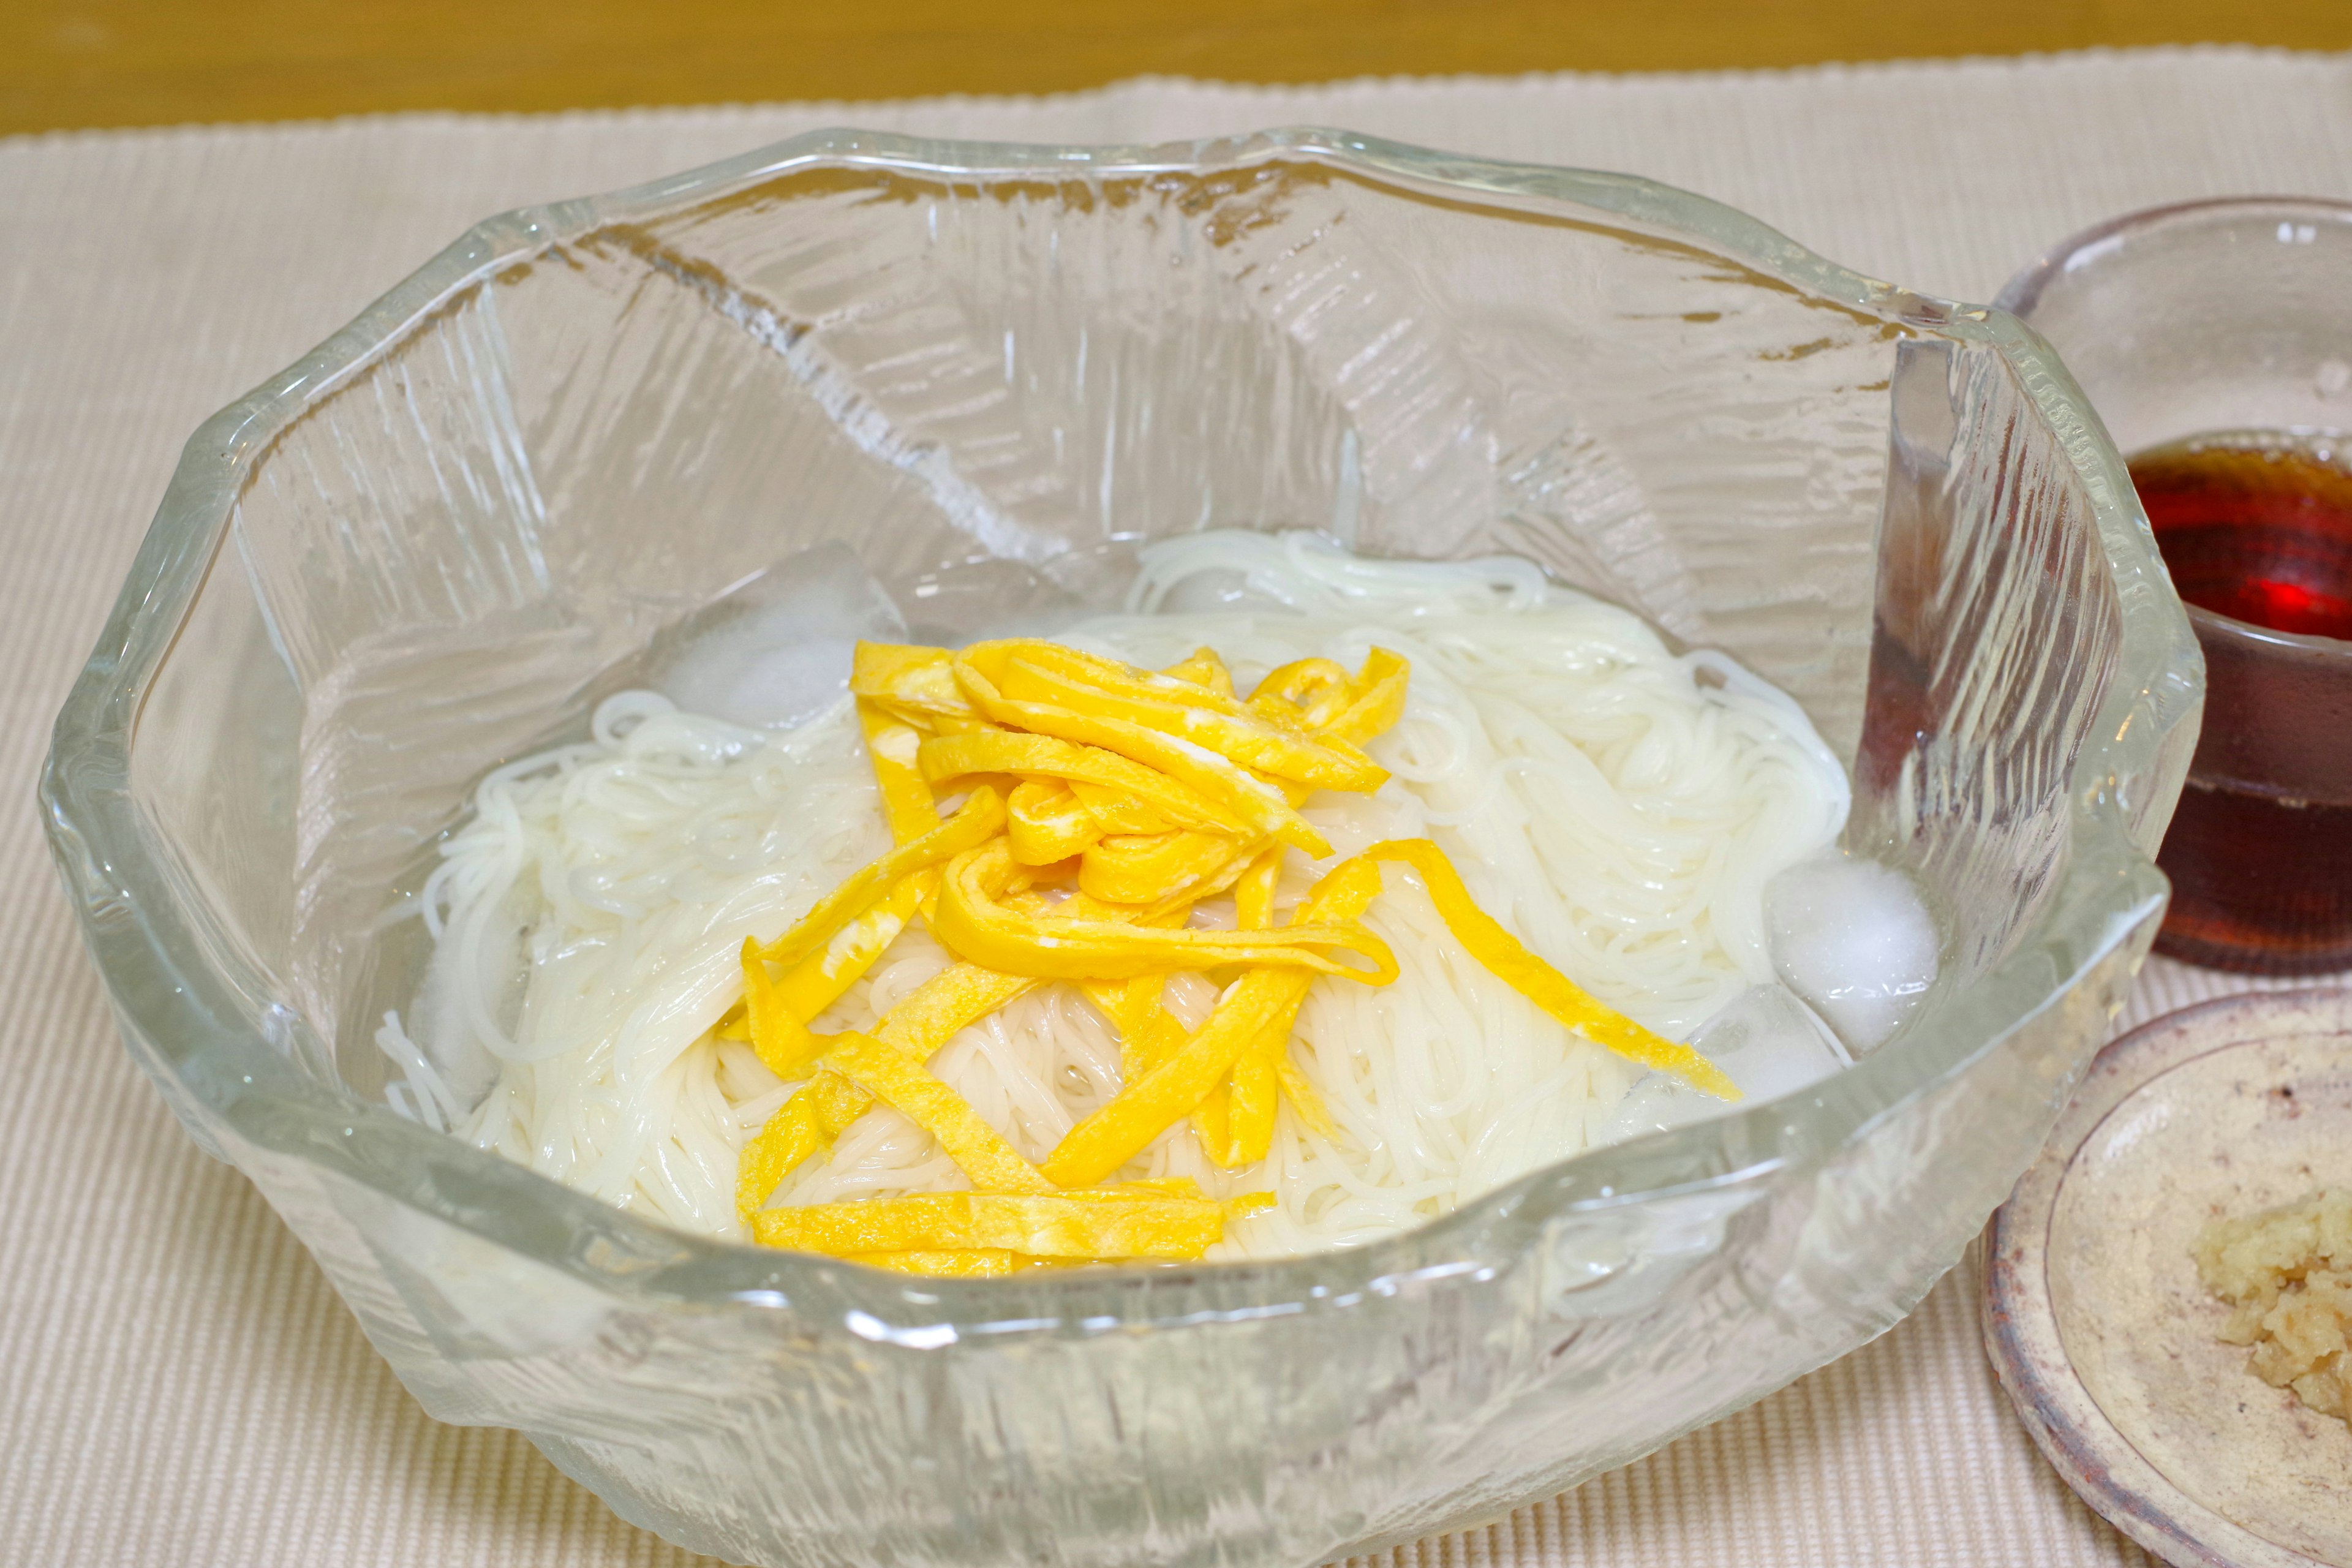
[2192,1188,2352,1428]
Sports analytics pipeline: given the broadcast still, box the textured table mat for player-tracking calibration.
[6,45,2352,1568]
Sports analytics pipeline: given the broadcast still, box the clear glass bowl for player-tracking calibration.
[41,128,2201,1568]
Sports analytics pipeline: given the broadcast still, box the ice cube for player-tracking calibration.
[1765,851,1939,1053]
[1597,982,1850,1144]
[656,542,906,729]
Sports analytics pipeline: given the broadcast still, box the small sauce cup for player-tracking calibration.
[2000,198,2352,974]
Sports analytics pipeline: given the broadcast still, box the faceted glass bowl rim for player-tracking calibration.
[1994,192,2352,657]
[42,126,2197,1332]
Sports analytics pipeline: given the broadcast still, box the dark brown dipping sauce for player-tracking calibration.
[2128,433,2352,641]
[2130,431,2352,975]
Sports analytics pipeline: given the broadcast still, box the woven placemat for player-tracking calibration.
[6,47,2349,1566]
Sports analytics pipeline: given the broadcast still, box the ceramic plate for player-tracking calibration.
[1983,987,2352,1568]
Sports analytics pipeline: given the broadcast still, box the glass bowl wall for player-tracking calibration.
[43,129,2201,1568]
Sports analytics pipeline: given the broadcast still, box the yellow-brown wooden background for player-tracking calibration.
[6,0,2348,137]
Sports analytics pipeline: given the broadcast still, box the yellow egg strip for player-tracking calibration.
[1197,843,1288,1164]
[733,634,1733,1272]
[740,936,823,1079]
[951,652,1330,856]
[1003,778,1100,865]
[1159,646,1235,696]
[845,1249,1022,1277]
[793,876,926,1001]
[820,1031,1055,1196]
[1190,1085,1231,1169]
[1272,1054,1338,1142]
[1214,910,1317,1167]
[1041,856,1388,1188]
[1041,969,1310,1186]
[1247,657,1355,729]
[736,886,1206,1219]
[857,700,945,845]
[719,875,924,1057]
[876,963,1044,1054]
[849,642,974,720]
[1075,829,1238,906]
[932,840,1396,985]
[1219,1051,1280,1168]
[997,639,1362,752]
[919,731,1230,835]
[963,640,1257,718]
[734,964,1042,1220]
[1066,781,1173,836]
[1362,839,1741,1101]
[752,1190,1272,1259]
[734,1071,872,1226]
[752,786,1004,968]
[1205,978,1324,1167]
[866,872,1202,1065]
[1234,845,1283,930]
[1243,647,1408,747]
[1322,647,1412,744]
[984,646,1389,794]
[1082,977,1186,1080]
[1096,1177,1218,1198]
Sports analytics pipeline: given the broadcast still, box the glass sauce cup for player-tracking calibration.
[2000,198,2352,974]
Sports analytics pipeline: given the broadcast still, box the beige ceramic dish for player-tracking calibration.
[1984,988,2352,1568]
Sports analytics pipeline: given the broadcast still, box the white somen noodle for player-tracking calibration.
[380,532,1852,1258]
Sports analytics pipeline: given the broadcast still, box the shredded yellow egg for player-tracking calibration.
[727,637,1737,1272]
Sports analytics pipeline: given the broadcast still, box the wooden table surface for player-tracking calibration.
[4,0,2348,138]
